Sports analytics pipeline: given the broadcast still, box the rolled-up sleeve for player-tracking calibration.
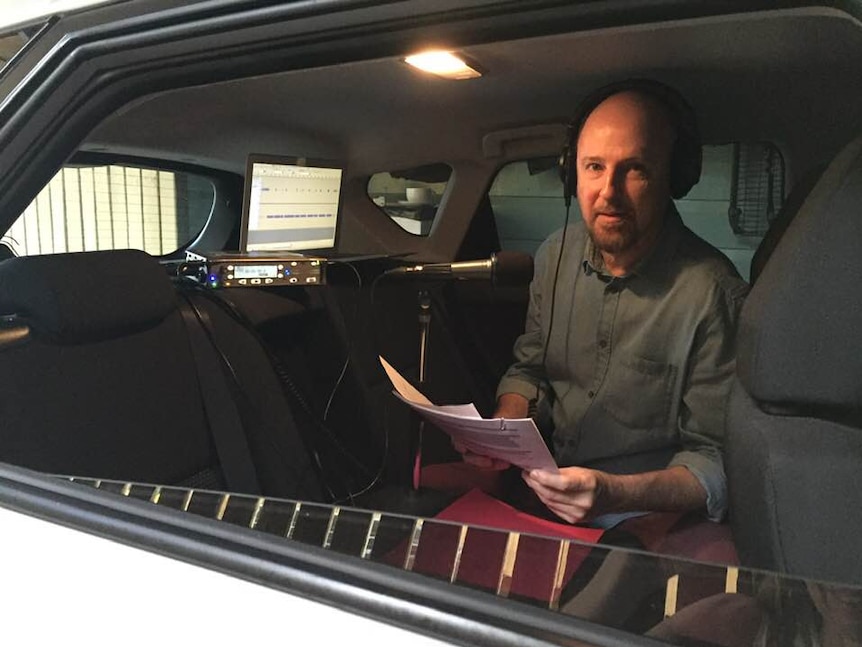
[670,275,749,521]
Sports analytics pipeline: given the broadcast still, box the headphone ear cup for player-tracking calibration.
[558,144,577,207]
[669,139,702,199]
[558,144,570,185]
[559,133,576,206]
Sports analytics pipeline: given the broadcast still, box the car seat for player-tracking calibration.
[725,133,862,585]
[749,164,826,284]
[0,249,325,501]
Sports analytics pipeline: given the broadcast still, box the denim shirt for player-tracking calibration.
[497,207,749,521]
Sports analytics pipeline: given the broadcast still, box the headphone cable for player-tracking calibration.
[533,201,571,415]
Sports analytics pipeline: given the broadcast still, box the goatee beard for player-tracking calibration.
[587,219,638,254]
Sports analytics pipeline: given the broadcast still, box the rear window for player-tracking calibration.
[367,163,452,236]
[2,164,215,257]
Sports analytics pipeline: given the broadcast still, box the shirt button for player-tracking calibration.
[587,391,595,398]
[599,340,608,349]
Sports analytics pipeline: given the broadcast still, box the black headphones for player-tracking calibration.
[558,78,702,203]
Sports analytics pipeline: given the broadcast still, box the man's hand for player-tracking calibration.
[523,465,708,524]
[522,467,608,523]
[452,440,511,471]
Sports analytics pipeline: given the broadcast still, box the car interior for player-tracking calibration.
[0,1,860,644]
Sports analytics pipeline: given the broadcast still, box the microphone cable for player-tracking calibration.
[176,285,329,500]
[321,260,362,424]
[317,259,393,503]
[174,276,376,504]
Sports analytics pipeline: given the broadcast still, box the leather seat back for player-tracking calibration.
[0,249,323,501]
[726,134,862,585]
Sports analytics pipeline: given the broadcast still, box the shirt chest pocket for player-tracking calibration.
[601,356,677,430]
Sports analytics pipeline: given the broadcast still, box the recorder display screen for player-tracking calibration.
[233,264,278,279]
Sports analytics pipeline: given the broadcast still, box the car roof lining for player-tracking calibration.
[79,7,862,179]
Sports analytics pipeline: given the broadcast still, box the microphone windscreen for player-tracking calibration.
[493,250,534,286]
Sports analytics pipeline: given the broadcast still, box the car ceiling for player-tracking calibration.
[82,7,862,180]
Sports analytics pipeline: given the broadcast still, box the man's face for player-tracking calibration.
[575,91,674,262]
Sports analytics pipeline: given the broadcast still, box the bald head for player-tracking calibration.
[577,90,677,181]
[574,89,679,275]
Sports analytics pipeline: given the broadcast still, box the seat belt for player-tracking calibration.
[177,294,261,495]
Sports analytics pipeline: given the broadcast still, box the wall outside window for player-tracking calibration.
[2,165,214,257]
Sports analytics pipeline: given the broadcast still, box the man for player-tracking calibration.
[459,80,748,526]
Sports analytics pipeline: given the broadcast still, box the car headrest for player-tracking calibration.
[0,249,176,343]
[737,134,862,411]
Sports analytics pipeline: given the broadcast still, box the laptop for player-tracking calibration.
[239,153,388,262]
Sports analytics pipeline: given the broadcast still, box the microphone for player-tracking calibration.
[383,251,533,285]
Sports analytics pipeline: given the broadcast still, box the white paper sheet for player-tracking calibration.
[379,356,558,473]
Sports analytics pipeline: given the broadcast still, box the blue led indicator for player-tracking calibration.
[209,274,217,282]
[284,269,291,276]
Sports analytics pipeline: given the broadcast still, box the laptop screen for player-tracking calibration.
[239,154,344,254]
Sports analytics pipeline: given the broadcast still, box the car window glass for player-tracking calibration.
[367,164,451,237]
[0,31,30,71]
[489,144,784,282]
[0,22,47,75]
[678,142,784,281]
[2,164,215,257]
[488,156,566,256]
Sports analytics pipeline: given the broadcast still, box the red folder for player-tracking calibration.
[435,488,604,542]
[429,488,605,602]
